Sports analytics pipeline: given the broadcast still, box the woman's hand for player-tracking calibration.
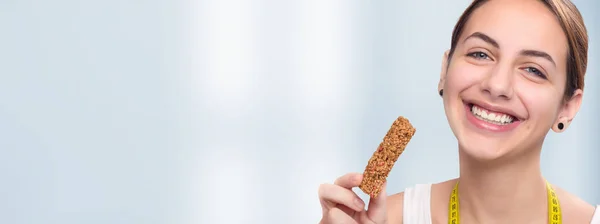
[318,172,388,224]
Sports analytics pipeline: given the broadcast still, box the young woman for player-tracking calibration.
[318,0,599,223]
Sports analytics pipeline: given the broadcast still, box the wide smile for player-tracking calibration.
[464,102,522,132]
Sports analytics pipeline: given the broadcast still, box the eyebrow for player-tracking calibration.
[463,32,556,67]
[464,32,499,49]
[519,50,556,67]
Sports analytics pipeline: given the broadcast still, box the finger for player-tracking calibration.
[356,210,375,224]
[338,204,357,218]
[319,183,365,212]
[326,207,359,224]
[334,173,363,189]
[366,181,388,222]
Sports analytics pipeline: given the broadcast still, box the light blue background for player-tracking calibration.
[0,0,598,223]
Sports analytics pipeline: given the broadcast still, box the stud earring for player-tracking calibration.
[558,122,564,130]
[439,89,443,97]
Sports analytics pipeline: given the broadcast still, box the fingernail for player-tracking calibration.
[354,198,364,209]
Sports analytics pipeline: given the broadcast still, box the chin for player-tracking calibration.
[457,135,513,162]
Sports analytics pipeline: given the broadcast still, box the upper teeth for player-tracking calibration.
[471,105,514,124]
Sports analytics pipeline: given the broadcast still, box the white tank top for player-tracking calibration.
[403,184,600,224]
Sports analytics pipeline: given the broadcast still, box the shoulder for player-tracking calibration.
[386,191,405,224]
[430,179,459,223]
[552,185,596,223]
[386,179,458,224]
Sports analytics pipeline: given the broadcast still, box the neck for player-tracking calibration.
[457,145,548,224]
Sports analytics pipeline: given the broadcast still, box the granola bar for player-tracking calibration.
[359,116,416,198]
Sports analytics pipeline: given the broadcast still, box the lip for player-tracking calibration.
[463,101,522,133]
[464,99,522,121]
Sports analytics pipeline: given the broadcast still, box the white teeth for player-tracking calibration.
[470,105,514,125]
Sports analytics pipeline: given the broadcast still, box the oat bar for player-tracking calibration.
[359,116,416,198]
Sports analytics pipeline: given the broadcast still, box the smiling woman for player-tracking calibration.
[317,0,599,223]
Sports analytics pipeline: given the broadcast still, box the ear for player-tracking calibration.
[438,50,450,94]
[552,89,583,133]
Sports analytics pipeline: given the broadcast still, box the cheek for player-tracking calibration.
[515,81,561,123]
[444,62,485,93]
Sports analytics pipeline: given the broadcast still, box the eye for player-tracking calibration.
[524,67,547,79]
[467,51,490,60]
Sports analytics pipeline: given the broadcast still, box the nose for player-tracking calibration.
[480,63,514,100]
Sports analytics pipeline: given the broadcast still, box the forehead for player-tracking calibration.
[461,0,568,62]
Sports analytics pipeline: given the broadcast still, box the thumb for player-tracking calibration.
[366,181,387,222]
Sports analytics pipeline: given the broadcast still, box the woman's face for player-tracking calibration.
[440,0,581,160]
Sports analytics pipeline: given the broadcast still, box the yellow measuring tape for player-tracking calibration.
[448,181,562,224]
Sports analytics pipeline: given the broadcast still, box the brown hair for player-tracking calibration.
[448,0,588,101]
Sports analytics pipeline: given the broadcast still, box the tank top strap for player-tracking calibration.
[591,205,600,224]
[403,183,433,224]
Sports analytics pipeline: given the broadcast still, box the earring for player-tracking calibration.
[439,89,443,97]
[558,122,564,130]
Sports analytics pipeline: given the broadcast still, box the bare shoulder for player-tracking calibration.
[430,178,459,224]
[387,191,405,224]
[553,185,596,223]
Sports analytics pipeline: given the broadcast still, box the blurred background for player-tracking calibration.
[0,0,598,223]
